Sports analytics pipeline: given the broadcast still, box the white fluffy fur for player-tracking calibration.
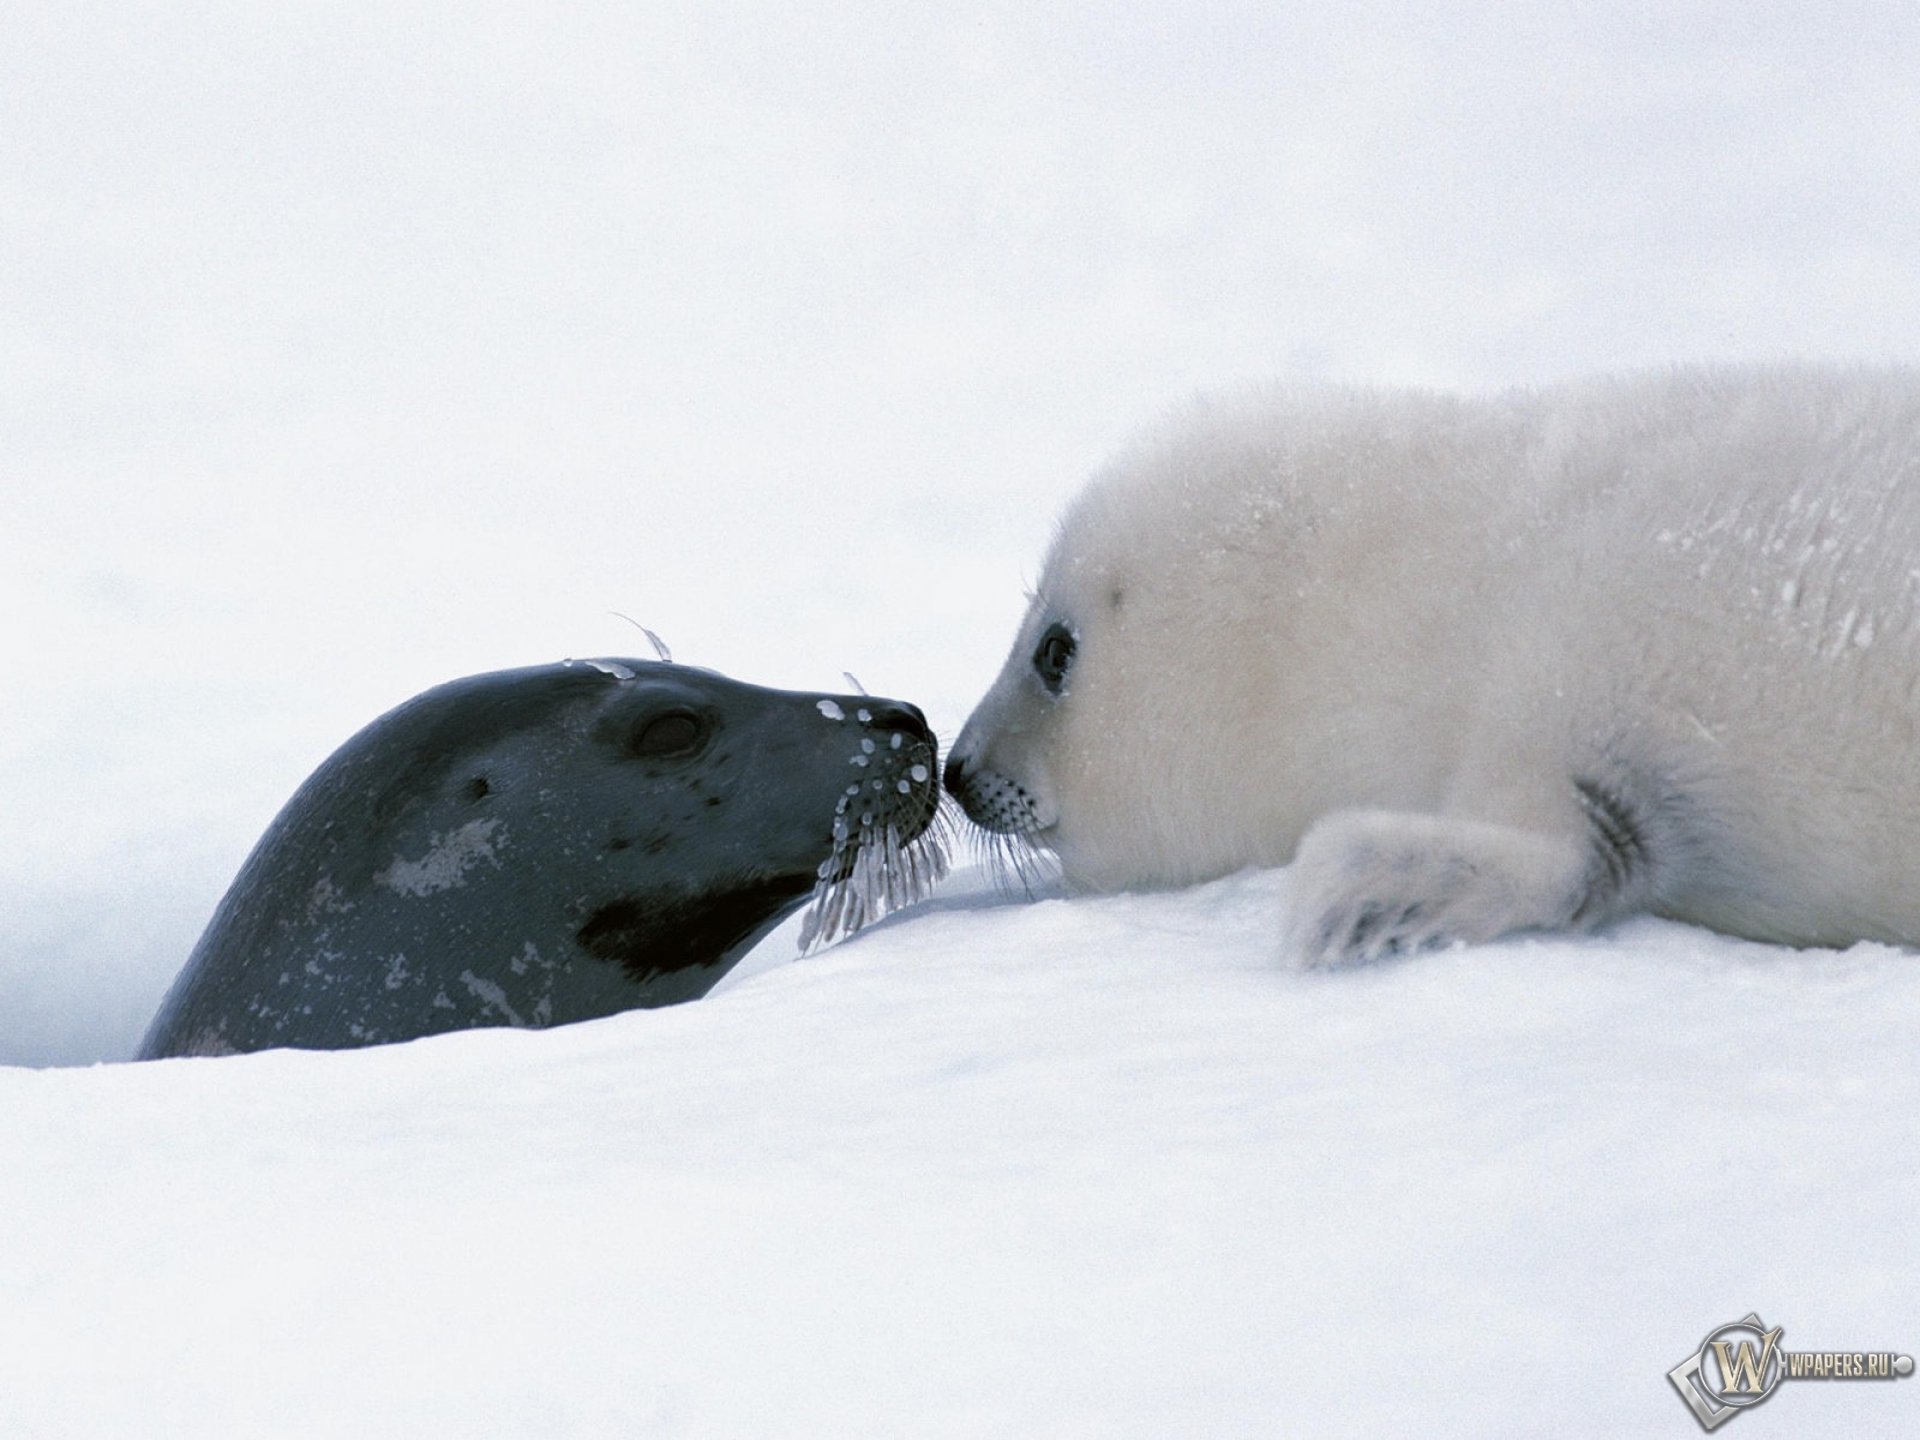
[946,365,1920,965]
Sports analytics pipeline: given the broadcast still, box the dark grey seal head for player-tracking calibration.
[138,658,944,1058]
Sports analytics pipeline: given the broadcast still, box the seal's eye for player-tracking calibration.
[630,711,706,758]
[1032,622,1076,695]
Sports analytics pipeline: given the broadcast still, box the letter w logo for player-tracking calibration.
[1711,1328,1783,1394]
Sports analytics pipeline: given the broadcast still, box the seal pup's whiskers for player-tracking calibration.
[968,823,1061,900]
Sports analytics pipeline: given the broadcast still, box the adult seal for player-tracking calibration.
[140,658,943,1057]
[945,364,1920,965]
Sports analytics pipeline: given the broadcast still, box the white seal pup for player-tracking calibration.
[945,364,1920,965]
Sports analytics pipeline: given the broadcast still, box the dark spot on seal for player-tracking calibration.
[464,776,492,802]
[705,795,724,808]
[606,837,632,852]
[1109,586,1125,611]
[576,878,815,982]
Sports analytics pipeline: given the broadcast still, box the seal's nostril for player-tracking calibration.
[858,699,932,743]
[942,755,967,792]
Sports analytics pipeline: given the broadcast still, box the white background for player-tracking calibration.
[2,5,1916,1434]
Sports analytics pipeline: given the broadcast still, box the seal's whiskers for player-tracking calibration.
[799,801,954,952]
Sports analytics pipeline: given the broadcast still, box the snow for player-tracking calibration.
[5,2,1920,1434]
[4,871,1917,1436]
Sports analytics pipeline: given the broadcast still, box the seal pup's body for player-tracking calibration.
[946,365,1920,963]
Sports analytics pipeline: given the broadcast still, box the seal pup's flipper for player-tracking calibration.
[1282,804,1652,967]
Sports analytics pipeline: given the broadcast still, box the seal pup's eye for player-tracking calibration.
[630,711,707,758]
[1032,622,1076,695]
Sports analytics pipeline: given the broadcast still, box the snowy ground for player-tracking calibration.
[6,3,1920,1435]
[4,872,1916,1437]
